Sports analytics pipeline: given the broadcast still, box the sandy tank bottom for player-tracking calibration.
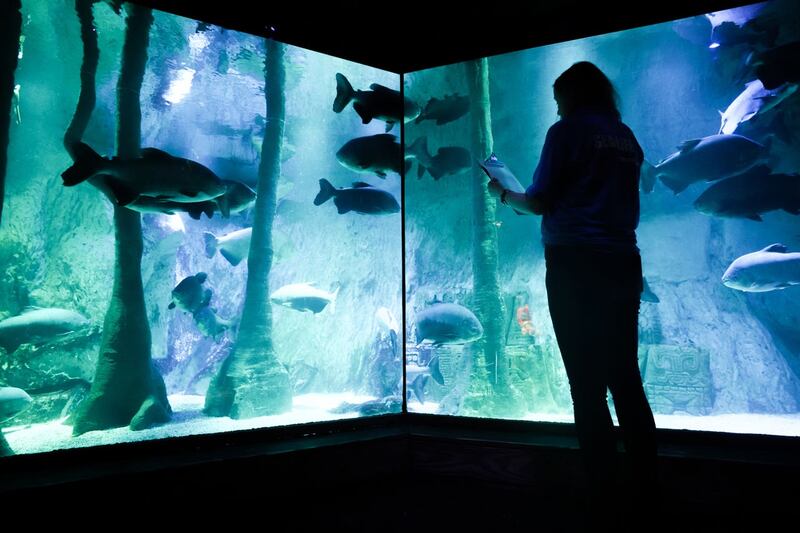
[2,392,379,456]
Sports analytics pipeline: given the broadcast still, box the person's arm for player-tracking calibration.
[487,122,568,215]
[487,180,546,214]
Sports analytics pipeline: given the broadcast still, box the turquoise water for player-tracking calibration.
[3,0,800,459]
[0,1,402,456]
[404,0,800,435]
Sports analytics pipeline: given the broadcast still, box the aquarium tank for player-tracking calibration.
[0,0,403,457]
[404,0,800,436]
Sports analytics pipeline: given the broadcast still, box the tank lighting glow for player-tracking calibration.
[163,68,196,105]
[163,214,186,233]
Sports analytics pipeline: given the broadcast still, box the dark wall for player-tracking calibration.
[131,0,762,72]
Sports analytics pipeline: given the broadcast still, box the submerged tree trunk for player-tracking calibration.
[204,39,291,419]
[0,0,22,225]
[72,4,170,436]
[63,0,99,157]
[462,58,524,417]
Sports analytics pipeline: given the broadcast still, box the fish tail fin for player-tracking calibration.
[640,160,657,193]
[717,110,726,135]
[219,248,244,266]
[408,136,432,166]
[314,179,336,206]
[203,231,218,258]
[333,73,354,113]
[62,142,104,186]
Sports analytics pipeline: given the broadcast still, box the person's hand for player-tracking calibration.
[487,178,504,198]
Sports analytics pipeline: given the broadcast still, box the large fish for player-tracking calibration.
[270,282,340,314]
[415,302,483,346]
[722,243,800,292]
[643,134,767,194]
[706,3,774,48]
[0,387,32,424]
[127,180,255,220]
[333,73,420,132]
[313,179,399,215]
[62,142,229,214]
[748,41,800,90]
[479,153,528,215]
[204,227,252,266]
[406,137,471,181]
[693,165,800,221]
[0,308,89,354]
[414,94,469,126]
[168,273,212,314]
[718,80,797,135]
[336,134,404,178]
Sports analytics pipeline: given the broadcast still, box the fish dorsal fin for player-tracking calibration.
[677,139,702,153]
[195,272,208,283]
[141,147,176,160]
[351,181,372,188]
[22,305,43,313]
[369,83,397,94]
[761,243,788,253]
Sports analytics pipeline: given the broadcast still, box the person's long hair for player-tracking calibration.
[553,61,620,120]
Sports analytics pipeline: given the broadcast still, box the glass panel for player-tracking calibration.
[404,0,800,436]
[0,0,402,457]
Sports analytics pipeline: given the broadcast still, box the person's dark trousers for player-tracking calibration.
[545,244,658,527]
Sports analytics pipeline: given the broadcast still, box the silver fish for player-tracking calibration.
[415,302,483,346]
[270,282,340,314]
[62,142,229,214]
[0,308,89,354]
[204,228,252,266]
[643,134,767,195]
[0,387,32,423]
[722,243,800,292]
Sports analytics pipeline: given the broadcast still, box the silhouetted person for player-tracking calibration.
[489,61,658,528]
